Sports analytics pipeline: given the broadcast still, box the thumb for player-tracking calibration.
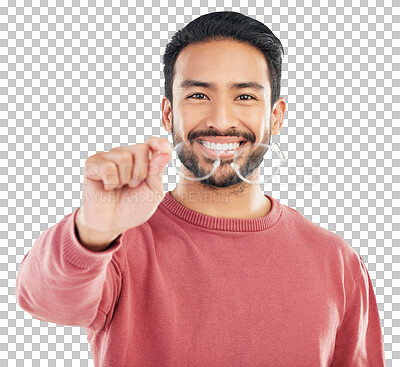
[151,152,171,175]
[146,152,171,191]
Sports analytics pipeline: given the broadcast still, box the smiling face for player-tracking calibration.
[162,39,285,188]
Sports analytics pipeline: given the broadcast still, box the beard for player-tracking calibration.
[171,117,271,189]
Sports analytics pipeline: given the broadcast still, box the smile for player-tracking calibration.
[195,140,247,159]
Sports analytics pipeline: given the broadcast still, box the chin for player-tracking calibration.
[199,176,244,189]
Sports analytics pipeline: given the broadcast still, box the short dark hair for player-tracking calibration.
[162,11,284,110]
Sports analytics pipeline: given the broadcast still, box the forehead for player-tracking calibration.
[173,39,270,91]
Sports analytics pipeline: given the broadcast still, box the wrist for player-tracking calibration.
[75,208,121,251]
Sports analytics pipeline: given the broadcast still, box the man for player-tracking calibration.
[16,11,385,366]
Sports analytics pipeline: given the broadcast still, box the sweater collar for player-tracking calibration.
[159,191,283,232]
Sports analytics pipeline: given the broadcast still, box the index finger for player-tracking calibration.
[144,136,173,156]
[110,137,172,159]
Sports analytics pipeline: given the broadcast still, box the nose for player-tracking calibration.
[205,99,239,131]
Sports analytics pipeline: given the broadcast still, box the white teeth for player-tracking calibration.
[200,140,241,151]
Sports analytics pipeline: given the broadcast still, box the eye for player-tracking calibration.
[188,93,208,100]
[237,95,256,101]
[188,93,256,101]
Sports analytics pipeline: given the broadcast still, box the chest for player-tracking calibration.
[130,245,341,366]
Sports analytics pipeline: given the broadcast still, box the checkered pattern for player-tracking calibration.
[1,0,398,365]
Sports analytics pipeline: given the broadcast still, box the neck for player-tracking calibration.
[171,180,271,220]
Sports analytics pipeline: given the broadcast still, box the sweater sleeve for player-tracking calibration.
[331,254,386,366]
[15,208,125,331]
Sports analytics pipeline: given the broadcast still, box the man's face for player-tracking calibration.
[163,39,274,188]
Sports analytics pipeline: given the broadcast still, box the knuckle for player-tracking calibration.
[103,163,115,176]
[132,162,148,181]
[104,168,119,188]
[121,165,133,181]
[110,146,123,152]
[119,150,133,162]
[84,155,100,177]
[103,160,117,173]
[85,154,97,166]
[135,143,148,151]
[117,152,133,182]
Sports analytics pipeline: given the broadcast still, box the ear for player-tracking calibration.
[162,96,173,133]
[270,97,286,135]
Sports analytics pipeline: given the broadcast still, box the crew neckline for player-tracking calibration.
[159,191,283,232]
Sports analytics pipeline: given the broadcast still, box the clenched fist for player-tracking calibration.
[75,136,172,251]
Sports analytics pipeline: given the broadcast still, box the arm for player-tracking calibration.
[15,209,125,331]
[331,255,386,366]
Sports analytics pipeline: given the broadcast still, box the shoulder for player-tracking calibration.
[279,201,362,271]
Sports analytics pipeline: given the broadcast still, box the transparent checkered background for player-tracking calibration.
[1,0,398,366]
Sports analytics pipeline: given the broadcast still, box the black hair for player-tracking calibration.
[162,11,284,110]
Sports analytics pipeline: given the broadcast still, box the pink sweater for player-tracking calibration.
[16,192,385,366]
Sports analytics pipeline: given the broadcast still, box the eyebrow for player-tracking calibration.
[179,79,265,92]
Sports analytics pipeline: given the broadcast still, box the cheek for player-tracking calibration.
[170,109,198,140]
[248,120,270,143]
[180,101,209,114]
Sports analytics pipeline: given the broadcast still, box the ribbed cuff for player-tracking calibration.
[60,208,124,269]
